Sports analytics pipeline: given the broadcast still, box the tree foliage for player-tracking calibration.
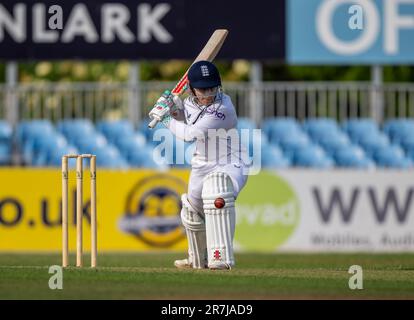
[1,61,413,83]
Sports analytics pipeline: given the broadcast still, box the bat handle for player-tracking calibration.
[148,118,159,129]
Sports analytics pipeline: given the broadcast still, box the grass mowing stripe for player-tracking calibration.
[0,253,413,299]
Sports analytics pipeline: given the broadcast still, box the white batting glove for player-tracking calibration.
[148,90,175,126]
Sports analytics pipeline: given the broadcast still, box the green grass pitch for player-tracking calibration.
[0,253,413,299]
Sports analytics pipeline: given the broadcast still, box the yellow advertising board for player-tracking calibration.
[0,168,190,252]
[3,168,413,253]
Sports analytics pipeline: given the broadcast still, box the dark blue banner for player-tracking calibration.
[0,0,285,60]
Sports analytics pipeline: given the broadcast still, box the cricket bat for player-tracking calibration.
[148,29,229,128]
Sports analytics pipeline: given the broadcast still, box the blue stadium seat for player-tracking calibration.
[142,156,169,169]
[57,119,95,144]
[138,118,164,142]
[399,135,414,157]
[31,134,68,166]
[405,147,414,162]
[390,127,414,144]
[0,144,11,165]
[128,145,154,166]
[115,133,147,160]
[16,119,53,142]
[261,145,290,168]
[97,119,135,144]
[342,118,380,143]
[17,120,55,147]
[262,117,301,142]
[0,121,12,165]
[376,156,412,169]
[74,133,108,154]
[57,119,94,132]
[294,145,334,168]
[302,118,341,142]
[278,133,311,160]
[383,119,414,144]
[128,145,169,169]
[12,116,414,170]
[334,146,374,168]
[237,117,256,131]
[0,120,12,140]
[357,133,390,158]
[47,145,79,167]
[94,145,129,168]
[317,132,351,157]
[372,145,412,169]
[383,118,414,135]
[270,129,308,148]
[20,127,59,164]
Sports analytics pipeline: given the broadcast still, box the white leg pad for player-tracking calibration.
[202,172,236,269]
[180,194,207,269]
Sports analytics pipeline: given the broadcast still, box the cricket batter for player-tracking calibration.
[148,61,249,270]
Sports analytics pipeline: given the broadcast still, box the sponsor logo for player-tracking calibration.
[235,172,300,251]
[0,3,173,44]
[205,106,225,120]
[312,186,414,224]
[213,249,221,260]
[201,65,209,77]
[118,174,187,247]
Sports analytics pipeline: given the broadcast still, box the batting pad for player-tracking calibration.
[202,172,236,268]
[180,194,207,268]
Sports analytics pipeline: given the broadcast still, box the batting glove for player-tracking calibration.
[149,90,175,126]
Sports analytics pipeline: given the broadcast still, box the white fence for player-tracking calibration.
[1,81,414,125]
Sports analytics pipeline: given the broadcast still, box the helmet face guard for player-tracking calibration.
[189,86,223,108]
[192,87,218,99]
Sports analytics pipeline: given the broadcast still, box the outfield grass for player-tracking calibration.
[0,253,413,299]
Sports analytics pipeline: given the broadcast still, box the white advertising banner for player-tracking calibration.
[235,170,414,252]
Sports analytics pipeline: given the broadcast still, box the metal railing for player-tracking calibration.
[1,81,414,125]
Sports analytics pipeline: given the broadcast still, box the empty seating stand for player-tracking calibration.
[0,117,412,169]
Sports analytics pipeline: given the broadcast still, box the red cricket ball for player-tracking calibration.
[214,197,225,209]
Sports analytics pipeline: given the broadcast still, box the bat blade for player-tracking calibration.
[194,29,229,64]
[171,29,229,95]
[171,29,228,96]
